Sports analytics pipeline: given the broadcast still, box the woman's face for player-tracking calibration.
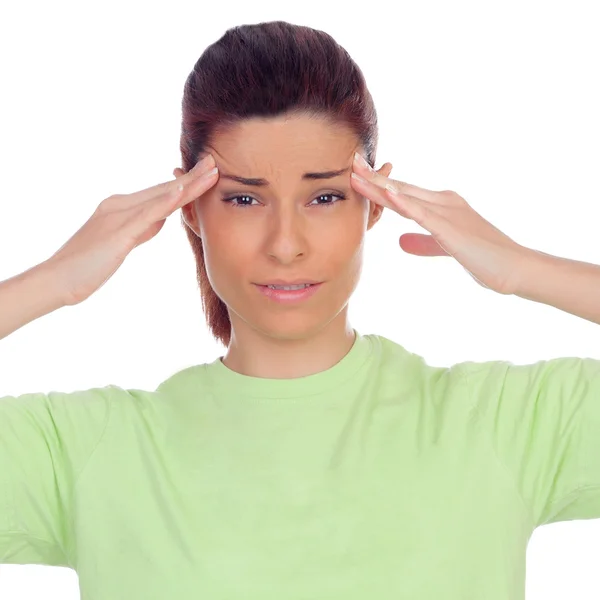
[182,114,384,340]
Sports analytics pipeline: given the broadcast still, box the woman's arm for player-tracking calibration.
[0,261,68,341]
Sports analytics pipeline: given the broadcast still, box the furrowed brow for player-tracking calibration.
[219,167,350,187]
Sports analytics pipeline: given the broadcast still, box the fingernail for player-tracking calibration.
[195,154,215,170]
[385,183,400,196]
[203,166,219,178]
[351,172,367,184]
[354,152,370,170]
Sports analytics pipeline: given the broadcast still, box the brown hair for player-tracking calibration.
[179,20,379,347]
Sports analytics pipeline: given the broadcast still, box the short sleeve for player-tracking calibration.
[0,387,112,566]
[462,356,600,529]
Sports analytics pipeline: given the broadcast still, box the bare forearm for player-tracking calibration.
[515,248,600,326]
[0,261,67,341]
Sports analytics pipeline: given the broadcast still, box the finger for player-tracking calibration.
[378,162,393,178]
[125,153,216,208]
[171,164,220,210]
[351,172,435,229]
[399,233,450,257]
[132,165,219,236]
[351,171,402,213]
[353,154,439,203]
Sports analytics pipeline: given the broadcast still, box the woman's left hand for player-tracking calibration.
[351,152,531,296]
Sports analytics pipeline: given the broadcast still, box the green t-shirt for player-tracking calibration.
[2,329,600,599]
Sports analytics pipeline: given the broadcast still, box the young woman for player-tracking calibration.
[2,20,599,600]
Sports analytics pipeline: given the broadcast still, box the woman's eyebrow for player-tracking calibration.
[218,167,350,187]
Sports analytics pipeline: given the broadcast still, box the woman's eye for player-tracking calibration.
[220,195,259,208]
[310,193,346,207]
[220,193,347,209]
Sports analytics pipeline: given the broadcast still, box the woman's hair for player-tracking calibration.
[179,20,379,348]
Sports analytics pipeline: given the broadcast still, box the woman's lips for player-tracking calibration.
[254,282,324,303]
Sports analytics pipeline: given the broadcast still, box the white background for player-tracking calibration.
[1,0,599,597]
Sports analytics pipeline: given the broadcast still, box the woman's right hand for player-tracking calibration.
[47,153,219,306]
